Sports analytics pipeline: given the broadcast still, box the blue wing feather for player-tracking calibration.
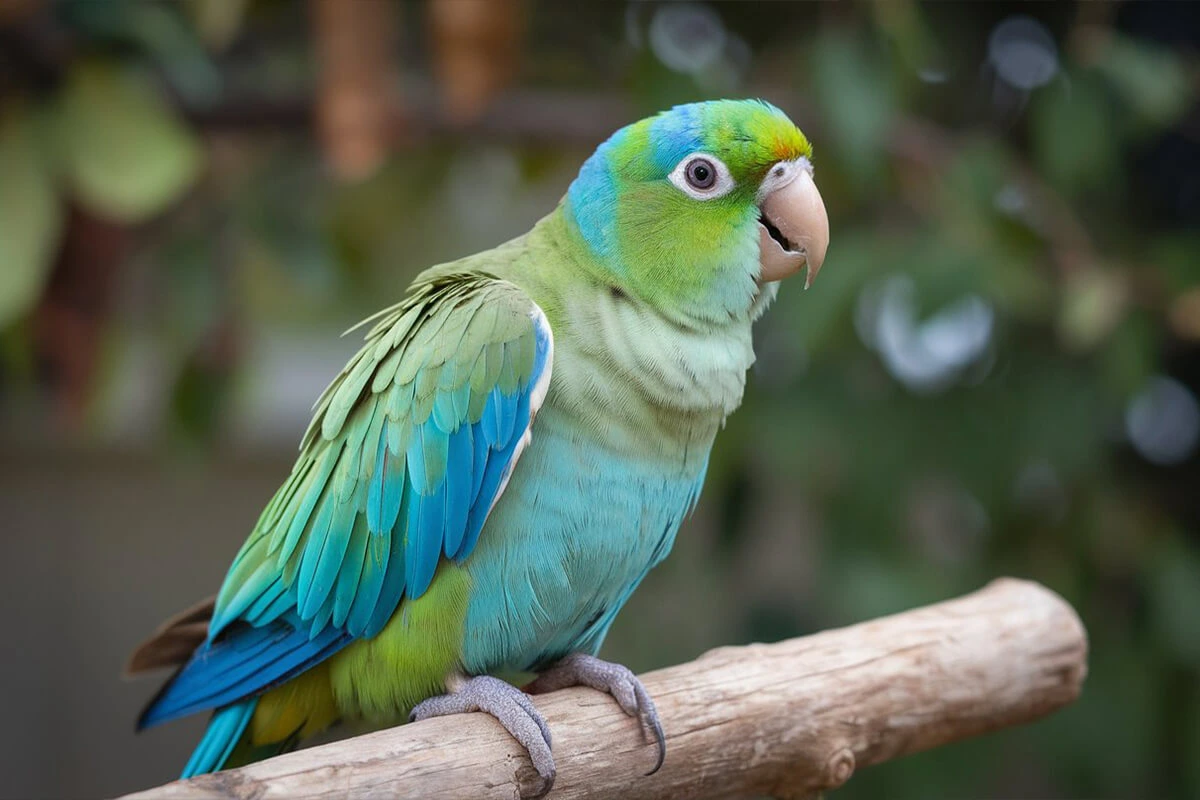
[144,279,553,752]
[469,417,490,505]
[442,425,473,558]
[362,512,411,637]
[345,537,390,637]
[482,387,503,445]
[366,435,388,534]
[405,478,445,599]
[290,490,335,594]
[301,495,358,621]
[139,619,351,729]
[332,514,370,628]
[406,424,429,495]
[276,444,341,568]
[496,387,518,444]
[459,396,530,561]
[245,579,289,625]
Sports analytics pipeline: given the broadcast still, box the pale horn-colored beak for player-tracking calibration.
[757,167,829,289]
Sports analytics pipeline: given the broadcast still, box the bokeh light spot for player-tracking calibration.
[1126,376,1200,466]
[857,275,995,393]
[988,16,1059,91]
[648,3,726,75]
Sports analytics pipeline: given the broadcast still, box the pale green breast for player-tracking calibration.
[457,278,761,673]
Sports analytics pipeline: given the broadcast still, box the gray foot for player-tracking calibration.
[525,653,666,775]
[410,675,555,798]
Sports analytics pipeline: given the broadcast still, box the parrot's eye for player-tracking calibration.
[685,158,715,189]
[669,152,734,200]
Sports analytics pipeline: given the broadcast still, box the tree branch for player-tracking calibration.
[118,578,1087,800]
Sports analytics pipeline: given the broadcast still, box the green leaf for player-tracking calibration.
[1096,34,1194,134]
[0,107,62,328]
[55,60,203,222]
[1031,73,1119,197]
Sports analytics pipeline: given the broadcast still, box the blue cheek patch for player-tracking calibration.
[567,139,620,263]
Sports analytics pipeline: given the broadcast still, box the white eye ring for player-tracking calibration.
[668,153,735,200]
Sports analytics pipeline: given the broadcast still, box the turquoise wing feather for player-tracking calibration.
[141,272,553,730]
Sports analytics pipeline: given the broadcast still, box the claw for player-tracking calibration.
[526,653,667,775]
[411,675,556,798]
[632,679,667,776]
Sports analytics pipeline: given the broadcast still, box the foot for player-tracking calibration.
[410,675,556,798]
[525,653,666,775]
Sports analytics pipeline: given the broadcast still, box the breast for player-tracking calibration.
[458,404,708,674]
[543,288,757,465]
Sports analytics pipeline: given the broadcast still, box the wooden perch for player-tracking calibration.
[118,578,1087,800]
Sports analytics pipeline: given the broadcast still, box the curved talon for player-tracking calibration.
[530,653,667,775]
[410,675,555,798]
[632,679,666,775]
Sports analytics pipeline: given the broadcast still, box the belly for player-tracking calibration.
[458,407,709,674]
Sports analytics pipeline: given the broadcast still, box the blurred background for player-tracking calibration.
[1,1,1198,797]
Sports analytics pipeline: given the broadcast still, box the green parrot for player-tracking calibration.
[130,98,829,795]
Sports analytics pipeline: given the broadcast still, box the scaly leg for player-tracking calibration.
[525,653,666,775]
[410,674,556,798]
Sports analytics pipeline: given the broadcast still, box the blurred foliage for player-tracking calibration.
[0,103,61,326]
[57,60,202,221]
[2,1,1200,798]
[0,1,203,327]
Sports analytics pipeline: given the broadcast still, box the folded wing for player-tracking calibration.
[139,273,554,730]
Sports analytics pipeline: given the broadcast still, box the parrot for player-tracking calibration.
[128,98,829,796]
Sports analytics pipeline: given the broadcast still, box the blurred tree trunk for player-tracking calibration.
[33,206,128,424]
[309,0,398,181]
[430,0,523,124]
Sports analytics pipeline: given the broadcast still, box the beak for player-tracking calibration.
[757,165,829,289]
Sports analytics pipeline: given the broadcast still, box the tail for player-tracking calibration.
[180,687,321,778]
[126,596,215,677]
[132,598,343,778]
[182,700,257,779]
[129,596,254,778]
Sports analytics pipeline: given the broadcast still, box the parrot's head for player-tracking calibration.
[563,99,829,321]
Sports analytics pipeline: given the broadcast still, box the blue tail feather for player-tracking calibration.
[181,699,256,779]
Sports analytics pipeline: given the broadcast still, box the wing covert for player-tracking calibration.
[218,274,552,641]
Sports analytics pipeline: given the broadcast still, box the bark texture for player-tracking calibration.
[119,578,1088,800]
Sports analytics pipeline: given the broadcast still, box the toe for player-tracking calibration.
[409,694,467,722]
[608,676,639,716]
[523,747,557,800]
[526,655,668,778]
[464,677,557,796]
[407,677,558,799]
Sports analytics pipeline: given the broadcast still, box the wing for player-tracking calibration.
[139,273,554,729]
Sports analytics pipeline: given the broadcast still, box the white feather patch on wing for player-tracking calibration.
[487,301,554,515]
